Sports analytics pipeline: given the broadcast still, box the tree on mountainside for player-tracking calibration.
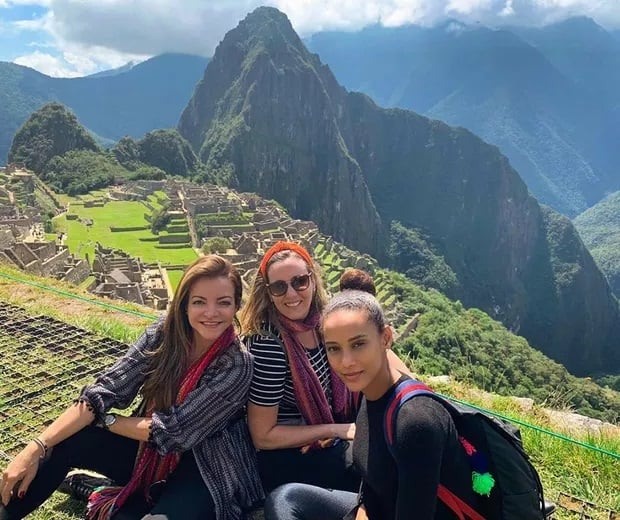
[43,150,124,194]
[112,136,141,169]
[202,237,232,254]
[138,129,200,177]
[8,103,99,173]
[388,221,459,294]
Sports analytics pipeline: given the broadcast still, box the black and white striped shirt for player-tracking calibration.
[246,323,332,423]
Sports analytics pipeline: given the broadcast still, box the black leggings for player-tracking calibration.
[257,440,360,493]
[264,483,358,520]
[1,426,215,520]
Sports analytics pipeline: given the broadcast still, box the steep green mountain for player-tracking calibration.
[0,53,208,164]
[305,20,620,217]
[10,103,166,193]
[512,17,620,111]
[178,8,383,256]
[9,102,100,172]
[114,129,200,177]
[178,7,620,376]
[574,191,620,299]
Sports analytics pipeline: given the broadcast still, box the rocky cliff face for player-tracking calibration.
[178,7,383,256]
[178,7,619,375]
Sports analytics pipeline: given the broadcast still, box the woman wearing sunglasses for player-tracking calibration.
[240,241,360,494]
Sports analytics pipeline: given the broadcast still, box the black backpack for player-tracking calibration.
[384,379,546,520]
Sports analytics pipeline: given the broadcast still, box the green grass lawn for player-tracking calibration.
[167,269,185,291]
[53,200,197,266]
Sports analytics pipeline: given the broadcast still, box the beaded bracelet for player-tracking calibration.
[31,438,48,460]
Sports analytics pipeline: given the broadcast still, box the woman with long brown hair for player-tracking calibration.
[240,241,359,493]
[0,255,262,520]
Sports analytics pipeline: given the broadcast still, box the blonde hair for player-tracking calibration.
[240,249,328,334]
[142,255,242,410]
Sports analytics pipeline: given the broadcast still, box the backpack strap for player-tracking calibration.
[437,486,486,520]
[383,379,486,520]
[384,379,433,445]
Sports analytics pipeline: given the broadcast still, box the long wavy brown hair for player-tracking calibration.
[142,255,242,410]
[240,249,328,334]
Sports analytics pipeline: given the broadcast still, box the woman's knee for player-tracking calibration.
[264,483,313,519]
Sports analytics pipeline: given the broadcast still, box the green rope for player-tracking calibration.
[0,270,155,320]
[436,392,620,460]
[1,269,619,460]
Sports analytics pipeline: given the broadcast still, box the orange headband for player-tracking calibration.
[259,241,314,278]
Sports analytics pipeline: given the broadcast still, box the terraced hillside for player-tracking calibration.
[52,189,197,266]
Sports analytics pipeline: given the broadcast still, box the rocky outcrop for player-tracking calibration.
[178,6,383,257]
[178,7,620,375]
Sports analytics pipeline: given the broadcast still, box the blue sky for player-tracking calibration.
[0,4,49,60]
[1,0,619,78]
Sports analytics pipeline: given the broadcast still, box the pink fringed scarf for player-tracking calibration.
[278,309,356,435]
[86,326,236,519]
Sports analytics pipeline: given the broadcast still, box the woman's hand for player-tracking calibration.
[0,443,41,505]
[299,423,356,454]
[334,422,356,440]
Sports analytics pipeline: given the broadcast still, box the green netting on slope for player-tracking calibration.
[0,302,128,461]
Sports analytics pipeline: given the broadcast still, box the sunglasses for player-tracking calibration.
[266,273,313,297]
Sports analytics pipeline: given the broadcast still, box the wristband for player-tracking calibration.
[31,438,48,460]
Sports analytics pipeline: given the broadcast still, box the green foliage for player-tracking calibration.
[388,221,459,294]
[386,270,620,423]
[126,164,166,181]
[111,136,141,169]
[138,129,199,177]
[150,205,171,233]
[202,237,232,254]
[43,150,123,194]
[596,374,620,392]
[574,191,620,299]
[544,208,584,289]
[8,103,99,172]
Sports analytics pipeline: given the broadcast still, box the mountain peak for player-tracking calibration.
[544,15,615,47]
[227,6,302,52]
[550,15,605,32]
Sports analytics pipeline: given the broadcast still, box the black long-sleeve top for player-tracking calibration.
[353,376,475,520]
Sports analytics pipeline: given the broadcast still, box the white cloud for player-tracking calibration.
[14,49,81,76]
[0,0,51,6]
[46,0,264,56]
[7,0,620,76]
[275,0,620,32]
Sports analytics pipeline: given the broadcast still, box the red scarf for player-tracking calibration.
[278,309,356,430]
[86,325,236,519]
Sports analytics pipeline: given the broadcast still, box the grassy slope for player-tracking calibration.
[52,193,197,266]
[0,264,617,519]
[0,265,156,520]
[574,190,620,298]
